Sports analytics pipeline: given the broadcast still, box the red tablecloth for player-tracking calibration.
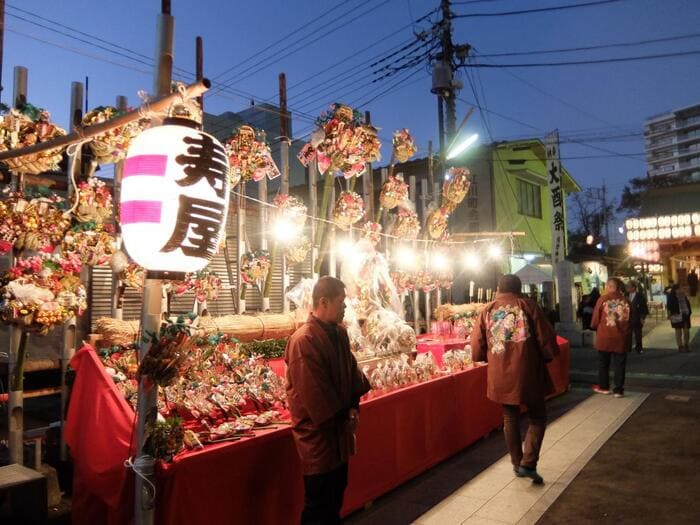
[67,340,570,525]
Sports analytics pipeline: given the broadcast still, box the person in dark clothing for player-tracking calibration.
[581,287,600,330]
[285,276,371,524]
[591,278,631,397]
[627,281,649,354]
[688,271,698,297]
[471,274,559,485]
[667,284,692,353]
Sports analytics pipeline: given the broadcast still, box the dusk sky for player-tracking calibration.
[4,0,700,214]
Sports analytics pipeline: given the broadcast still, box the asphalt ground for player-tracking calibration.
[537,388,700,525]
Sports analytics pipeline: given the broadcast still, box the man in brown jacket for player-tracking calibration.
[590,277,631,397]
[285,276,371,524]
[471,274,559,484]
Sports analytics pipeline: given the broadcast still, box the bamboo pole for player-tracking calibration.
[410,175,420,332]
[59,81,83,463]
[111,94,129,321]
[308,161,319,279]
[7,65,28,466]
[135,5,173,524]
[0,80,211,164]
[279,73,290,312]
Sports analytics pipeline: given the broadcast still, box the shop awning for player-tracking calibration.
[515,264,553,285]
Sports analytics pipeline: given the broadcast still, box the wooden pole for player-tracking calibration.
[309,162,319,279]
[196,36,203,113]
[362,111,374,222]
[59,81,83,463]
[410,175,420,331]
[237,182,247,313]
[260,171,270,311]
[278,73,290,311]
[0,80,211,164]
[279,73,290,195]
[0,0,5,105]
[135,4,173,523]
[111,95,128,321]
[7,64,28,466]
[328,184,336,278]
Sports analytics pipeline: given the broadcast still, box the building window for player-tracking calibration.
[517,179,542,218]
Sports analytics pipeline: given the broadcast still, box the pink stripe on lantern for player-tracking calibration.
[123,154,168,178]
[120,201,162,224]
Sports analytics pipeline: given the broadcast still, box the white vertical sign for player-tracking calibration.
[545,130,565,264]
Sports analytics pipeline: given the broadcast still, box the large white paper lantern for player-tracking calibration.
[120,118,230,272]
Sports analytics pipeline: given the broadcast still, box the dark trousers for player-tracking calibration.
[301,463,348,525]
[598,351,627,394]
[502,398,547,470]
[631,322,644,352]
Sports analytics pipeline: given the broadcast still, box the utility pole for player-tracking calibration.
[602,181,610,246]
[0,0,5,103]
[439,0,456,142]
[432,0,470,159]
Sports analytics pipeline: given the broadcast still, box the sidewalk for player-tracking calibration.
[414,391,646,524]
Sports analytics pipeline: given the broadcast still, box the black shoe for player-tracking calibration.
[636,349,644,354]
[516,466,544,484]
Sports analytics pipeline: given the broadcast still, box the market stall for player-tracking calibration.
[66,334,569,525]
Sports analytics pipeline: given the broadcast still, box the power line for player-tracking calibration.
[462,49,700,68]
[476,32,700,58]
[210,0,353,81]
[284,7,439,97]
[469,50,632,135]
[211,0,392,94]
[454,0,625,19]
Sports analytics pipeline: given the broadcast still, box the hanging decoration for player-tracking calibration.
[0,190,70,254]
[271,193,307,228]
[361,221,382,246]
[392,128,417,163]
[240,250,271,285]
[137,315,195,388]
[0,254,87,335]
[120,119,230,273]
[74,177,114,224]
[333,191,365,230]
[441,167,472,212]
[297,103,380,178]
[393,208,421,239]
[173,269,223,303]
[285,237,311,265]
[0,105,67,175]
[224,125,280,184]
[82,106,146,166]
[61,222,118,266]
[379,174,409,210]
[426,207,450,240]
[391,269,416,295]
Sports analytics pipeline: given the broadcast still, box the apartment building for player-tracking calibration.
[645,103,700,179]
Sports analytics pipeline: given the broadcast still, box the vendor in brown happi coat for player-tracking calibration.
[285,276,371,525]
[591,277,632,396]
[471,274,559,485]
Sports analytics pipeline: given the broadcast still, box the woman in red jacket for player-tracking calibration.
[591,277,631,397]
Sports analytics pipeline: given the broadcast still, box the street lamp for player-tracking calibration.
[446,133,479,160]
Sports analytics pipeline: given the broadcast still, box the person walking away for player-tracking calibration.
[688,270,698,298]
[471,274,559,485]
[581,287,600,331]
[667,284,692,353]
[285,276,371,524]
[627,281,649,354]
[591,278,631,398]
